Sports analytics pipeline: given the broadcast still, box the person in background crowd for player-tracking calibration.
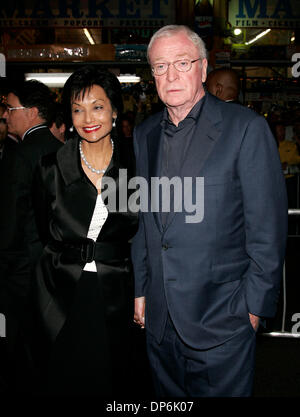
[0,104,8,147]
[0,103,22,393]
[275,122,300,209]
[293,122,300,155]
[118,114,134,161]
[132,25,288,397]
[0,103,20,145]
[120,114,134,140]
[49,102,66,143]
[0,80,62,394]
[31,65,138,396]
[206,67,241,103]
[0,109,5,134]
[276,122,300,173]
[293,122,300,221]
[3,80,62,267]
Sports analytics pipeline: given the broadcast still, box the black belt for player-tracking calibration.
[48,239,130,263]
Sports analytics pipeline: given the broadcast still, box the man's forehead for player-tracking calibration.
[152,32,193,46]
[150,34,196,60]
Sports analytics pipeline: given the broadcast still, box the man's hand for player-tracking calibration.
[249,313,260,331]
[134,296,145,329]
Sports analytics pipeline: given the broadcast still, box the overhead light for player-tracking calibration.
[233,28,242,36]
[245,28,271,45]
[25,73,72,87]
[83,28,95,45]
[291,36,295,42]
[25,73,141,87]
[118,74,141,83]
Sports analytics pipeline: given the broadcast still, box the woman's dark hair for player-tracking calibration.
[62,65,123,131]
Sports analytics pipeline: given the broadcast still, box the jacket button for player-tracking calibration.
[162,244,169,250]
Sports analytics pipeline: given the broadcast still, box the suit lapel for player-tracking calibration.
[57,135,82,186]
[165,94,223,230]
[57,136,98,236]
[147,122,164,233]
[181,94,222,179]
[144,95,223,232]
[147,123,164,179]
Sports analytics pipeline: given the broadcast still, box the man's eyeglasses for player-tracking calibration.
[7,106,25,112]
[151,58,202,76]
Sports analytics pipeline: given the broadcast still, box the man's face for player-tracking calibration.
[0,107,8,142]
[4,93,30,138]
[121,119,133,138]
[149,31,207,114]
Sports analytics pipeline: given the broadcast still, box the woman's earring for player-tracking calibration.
[69,125,74,132]
[112,118,116,128]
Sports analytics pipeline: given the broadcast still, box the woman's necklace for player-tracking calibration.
[79,138,114,175]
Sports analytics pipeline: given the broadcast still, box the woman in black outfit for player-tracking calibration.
[32,66,139,396]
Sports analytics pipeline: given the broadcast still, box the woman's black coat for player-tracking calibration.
[32,135,139,344]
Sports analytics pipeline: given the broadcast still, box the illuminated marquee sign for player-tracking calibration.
[229,0,300,28]
[0,0,175,28]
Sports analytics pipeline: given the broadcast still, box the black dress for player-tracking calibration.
[32,136,139,396]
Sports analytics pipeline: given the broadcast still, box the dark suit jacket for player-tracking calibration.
[16,125,62,267]
[131,93,288,350]
[32,136,139,343]
[0,127,61,353]
[0,137,21,251]
[0,127,61,306]
[0,137,30,314]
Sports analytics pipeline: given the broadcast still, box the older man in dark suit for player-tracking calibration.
[132,25,288,397]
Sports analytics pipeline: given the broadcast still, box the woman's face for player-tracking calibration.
[71,84,116,143]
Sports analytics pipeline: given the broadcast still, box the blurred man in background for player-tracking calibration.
[49,102,66,144]
[206,67,241,103]
[0,80,61,393]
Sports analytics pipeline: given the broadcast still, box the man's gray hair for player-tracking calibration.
[147,25,207,63]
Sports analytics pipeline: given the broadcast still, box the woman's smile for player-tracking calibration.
[82,125,102,133]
